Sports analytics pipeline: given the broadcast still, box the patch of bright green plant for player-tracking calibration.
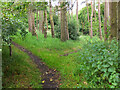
[13,32,90,88]
[2,45,42,88]
[76,39,120,88]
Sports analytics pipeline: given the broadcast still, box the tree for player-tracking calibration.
[76,0,79,32]
[60,2,69,41]
[109,2,118,40]
[98,0,102,40]
[49,0,55,38]
[43,8,47,38]
[90,0,93,38]
[118,1,120,41]
[36,10,39,30]
[39,10,44,33]
[104,0,109,41]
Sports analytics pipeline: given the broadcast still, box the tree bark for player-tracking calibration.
[44,8,47,38]
[90,0,93,38]
[86,0,90,36]
[104,0,109,41]
[36,10,38,30]
[118,1,120,41]
[39,10,44,33]
[49,0,55,38]
[98,0,102,40]
[109,2,118,40]
[45,9,48,31]
[76,0,79,32]
[71,0,73,17]
[60,2,68,41]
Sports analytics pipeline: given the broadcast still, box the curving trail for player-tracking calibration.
[12,42,60,88]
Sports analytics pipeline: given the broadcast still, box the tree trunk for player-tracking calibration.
[118,1,120,41]
[28,5,32,32]
[65,11,69,40]
[44,8,47,38]
[61,2,68,42]
[86,0,90,35]
[76,0,79,32]
[71,0,73,17]
[36,10,38,30]
[98,0,102,40]
[45,9,48,31]
[104,0,108,41]
[109,2,118,40]
[90,0,93,38]
[93,0,96,21]
[39,10,44,33]
[9,45,12,56]
[49,0,55,38]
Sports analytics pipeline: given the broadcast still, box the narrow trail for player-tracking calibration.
[60,49,81,56]
[12,42,60,88]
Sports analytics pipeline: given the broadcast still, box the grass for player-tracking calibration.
[13,32,101,88]
[2,45,42,88]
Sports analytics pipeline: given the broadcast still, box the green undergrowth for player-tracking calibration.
[2,45,42,88]
[13,32,118,88]
[13,32,92,88]
[76,39,119,88]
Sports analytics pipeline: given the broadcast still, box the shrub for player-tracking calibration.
[77,39,120,88]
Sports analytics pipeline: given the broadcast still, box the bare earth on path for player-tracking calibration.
[12,42,60,88]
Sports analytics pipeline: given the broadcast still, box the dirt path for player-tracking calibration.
[60,49,81,56]
[12,42,60,88]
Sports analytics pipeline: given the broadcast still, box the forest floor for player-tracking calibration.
[3,32,101,88]
[12,42,60,88]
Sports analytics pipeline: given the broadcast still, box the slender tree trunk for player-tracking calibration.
[9,45,12,56]
[66,11,69,40]
[28,9,31,32]
[93,0,96,21]
[71,0,73,17]
[90,0,93,38]
[118,1,120,41]
[109,2,118,40]
[61,2,68,41]
[104,0,108,41]
[36,10,38,30]
[49,0,55,38]
[86,0,90,35]
[39,10,44,33]
[98,0,102,40]
[45,9,48,31]
[44,8,47,38]
[76,0,79,32]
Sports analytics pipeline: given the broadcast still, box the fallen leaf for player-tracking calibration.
[42,80,45,83]
[83,81,87,85]
[50,78,53,81]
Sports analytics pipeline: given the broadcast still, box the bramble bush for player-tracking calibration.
[77,39,120,88]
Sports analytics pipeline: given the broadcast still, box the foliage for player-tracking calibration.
[2,45,42,88]
[68,18,79,40]
[54,17,79,40]
[78,4,105,36]
[77,39,119,88]
[2,2,28,45]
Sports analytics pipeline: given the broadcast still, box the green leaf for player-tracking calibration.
[108,61,113,65]
[102,64,109,68]
[108,67,115,72]
[101,68,107,72]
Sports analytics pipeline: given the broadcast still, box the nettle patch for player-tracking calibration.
[77,39,120,88]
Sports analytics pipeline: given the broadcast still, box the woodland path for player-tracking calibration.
[12,42,60,88]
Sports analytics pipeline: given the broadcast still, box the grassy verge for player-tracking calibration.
[2,45,42,88]
[13,32,98,88]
